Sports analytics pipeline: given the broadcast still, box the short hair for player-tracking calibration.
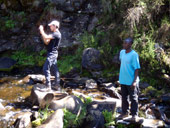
[124,37,133,44]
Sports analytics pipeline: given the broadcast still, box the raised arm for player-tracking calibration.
[39,25,53,45]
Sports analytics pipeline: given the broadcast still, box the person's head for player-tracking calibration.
[123,37,133,51]
[48,20,60,31]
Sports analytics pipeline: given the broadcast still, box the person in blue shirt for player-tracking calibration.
[39,20,61,91]
[118,37,140,121]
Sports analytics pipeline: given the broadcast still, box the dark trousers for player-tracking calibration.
[43,53,60,88]
[121,84,139,116]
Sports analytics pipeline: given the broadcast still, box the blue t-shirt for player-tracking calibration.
[119,49,140,85]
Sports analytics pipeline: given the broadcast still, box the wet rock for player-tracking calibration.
[145,107,156,119]
[49,95,83,114]
[64,82,79,88]
[0,57,16,71]
[85,100,116,128]
[161,93,170,105]
[13,112,32,128]
[142,119,165,128]
[85,79,97,89]
[28,74,46,83]
[82,48,103,71]
[37,109,63,128]
[72,76,89,85]
[100,83,121,99]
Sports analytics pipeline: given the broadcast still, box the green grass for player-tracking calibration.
[102,109,116,127]
[32,105,54,127]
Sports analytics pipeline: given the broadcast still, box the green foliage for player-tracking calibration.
[161,16,170,26]
[63,107,87,128]
[11,49,46,67]
[77,96,93,106]
[5,20,15,29]
[80,32,98,49]
[132,25,164,86]
[138,109,146,118]
[0,10,27,31]
[58,55,81,75]
[142,86,164,98]
[11,51,35,66]
[84,96,93,105]
[32,105,54,127]
[102,110,116,127]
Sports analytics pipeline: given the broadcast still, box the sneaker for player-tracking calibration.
[117,113,129,120]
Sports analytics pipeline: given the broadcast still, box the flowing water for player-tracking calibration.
[0,76,33,128]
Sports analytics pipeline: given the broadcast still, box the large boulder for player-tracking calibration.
[29,84,67,106]
[29,84,83,114]
[49,95,83,114]
[82,48,103,71]
[0,57,16,71]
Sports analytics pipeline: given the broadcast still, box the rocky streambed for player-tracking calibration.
[0,74,170,128]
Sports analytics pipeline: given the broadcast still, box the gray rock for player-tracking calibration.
[13,112,32,128]
[101,83,121,99]
[85,79,97,89]
[161,93,170,104]
[0,41,17,53]
[85,100,116,128]
[0,57,16,71]
[142,119,165,128]
[49,95,83,114]
[37,109,64,128]
[82,48,103,71]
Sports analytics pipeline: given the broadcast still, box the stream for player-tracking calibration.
[0,74,170,128]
